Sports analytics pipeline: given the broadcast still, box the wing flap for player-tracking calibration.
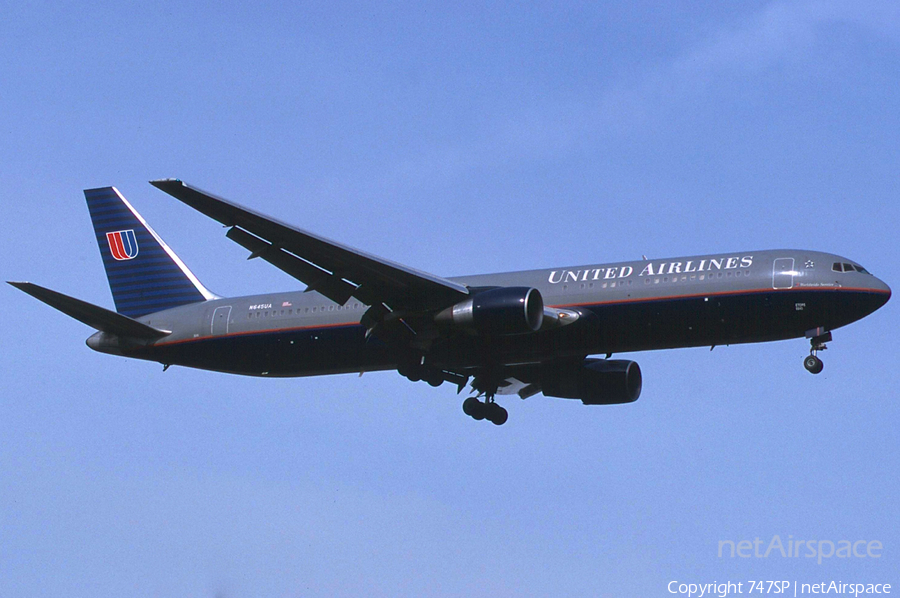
[225,226,361,305]
[8,281,171,340]
[150,179,469,311]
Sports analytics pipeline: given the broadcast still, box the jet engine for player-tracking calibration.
[541,358,642,405]
[435,286,544,335]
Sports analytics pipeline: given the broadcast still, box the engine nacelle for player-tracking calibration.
[435,287,544,335]
[542,358,642,405]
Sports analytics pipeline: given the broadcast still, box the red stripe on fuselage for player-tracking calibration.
[152,320,361,348]
[146,285,888,349]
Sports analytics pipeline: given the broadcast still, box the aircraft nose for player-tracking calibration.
[871,276,891,309]
[875,278,891,305]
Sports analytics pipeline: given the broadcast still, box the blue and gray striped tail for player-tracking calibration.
[84,186,214,318]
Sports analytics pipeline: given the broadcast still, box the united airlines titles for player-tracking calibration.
[548,256,754,284]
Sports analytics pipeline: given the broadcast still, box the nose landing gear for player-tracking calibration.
[804,354,824,374]
[803,329,831,374]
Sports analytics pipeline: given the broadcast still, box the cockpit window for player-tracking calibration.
[833,262,872,274]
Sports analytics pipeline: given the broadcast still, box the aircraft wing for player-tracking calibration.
[150,179,469,311]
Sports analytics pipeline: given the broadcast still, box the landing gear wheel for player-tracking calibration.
[486,403,508,426]
[397,356,425,382]
[804,354,824,374]
[424,371,443,387]
[462,397,508,424]
[462,397,481,417]
[463,397,487,420]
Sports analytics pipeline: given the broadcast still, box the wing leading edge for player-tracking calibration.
[149,179,469,312]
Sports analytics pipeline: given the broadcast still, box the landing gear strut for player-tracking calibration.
[462,395,508,425]
[803,330,831,374]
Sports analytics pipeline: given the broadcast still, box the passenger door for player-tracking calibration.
[772,258,794,289]
[211,305,232,336]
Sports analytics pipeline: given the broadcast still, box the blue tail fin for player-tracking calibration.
[84,186,216,318]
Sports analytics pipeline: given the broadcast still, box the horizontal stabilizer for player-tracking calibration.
[8,281,171,340]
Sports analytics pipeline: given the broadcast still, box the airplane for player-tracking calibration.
[9,180,891,425]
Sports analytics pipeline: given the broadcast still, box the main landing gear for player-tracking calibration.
[397,359,445,387]
[398,356,509,425]
[462,374,509,425]
[462,396,508,426]
[803,330,831,374]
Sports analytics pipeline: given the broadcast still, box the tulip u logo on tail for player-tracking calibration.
[106,229,139,261]
[85,187,213,317]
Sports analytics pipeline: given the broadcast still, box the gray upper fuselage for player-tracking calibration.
[124,249,890,350]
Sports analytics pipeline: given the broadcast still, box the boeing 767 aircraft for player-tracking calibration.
[10,180,891,425]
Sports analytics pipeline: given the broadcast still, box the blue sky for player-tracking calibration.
[1,1,898,596]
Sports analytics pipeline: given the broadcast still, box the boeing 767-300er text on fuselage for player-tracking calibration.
[10,181,891,425]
